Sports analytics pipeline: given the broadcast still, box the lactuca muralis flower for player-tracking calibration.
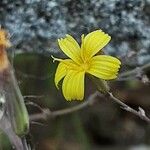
[53,30,121,101]
[0,29,11,71]
[0,29,11,48]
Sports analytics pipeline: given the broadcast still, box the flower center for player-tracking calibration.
[80,62,89,71]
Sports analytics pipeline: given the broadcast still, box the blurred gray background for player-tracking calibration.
[0,0,150,64]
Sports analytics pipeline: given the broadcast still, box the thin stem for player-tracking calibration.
[119,62,150,78]
[108,92,150,123]
[29,91,100,121]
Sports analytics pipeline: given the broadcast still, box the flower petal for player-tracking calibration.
[82,30,111,61]
[87,55,121,80]
[62,71,85,101]
[58,34,82,64]
[55,62,67,89]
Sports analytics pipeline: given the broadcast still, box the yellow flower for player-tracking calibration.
[0,29,11,71]
[53,30,121,101]
[0,29,11,48]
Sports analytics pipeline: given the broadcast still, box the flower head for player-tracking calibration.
[53,30,121,101]
[0,29,11,48]
[0,29,11,71]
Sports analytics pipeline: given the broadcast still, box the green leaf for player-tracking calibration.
[5,68,29,136]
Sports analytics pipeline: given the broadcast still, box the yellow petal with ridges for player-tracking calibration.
[82,30,111,61]
[55,62,67,89]
[74,71,85,100]
[81,34,85,60]
[61,59,79,70]
[58,35,82,64]
[87,55,121,80]
[88,68,118,80]
[62,71,76,100]
[92,55,121,65]
[62,71,85,101]
[66,34,80,50]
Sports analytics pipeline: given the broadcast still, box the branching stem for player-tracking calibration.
[30,91,150,123]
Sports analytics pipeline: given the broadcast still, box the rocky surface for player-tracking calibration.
[0,0,150,64]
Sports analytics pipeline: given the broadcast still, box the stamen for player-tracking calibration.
[51,55,62,63]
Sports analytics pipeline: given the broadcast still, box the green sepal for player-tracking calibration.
[90,76,110,94]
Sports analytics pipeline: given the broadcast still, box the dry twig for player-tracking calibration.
[108,93,150,123]
[29,91,100,121]
[119,62,150,78]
